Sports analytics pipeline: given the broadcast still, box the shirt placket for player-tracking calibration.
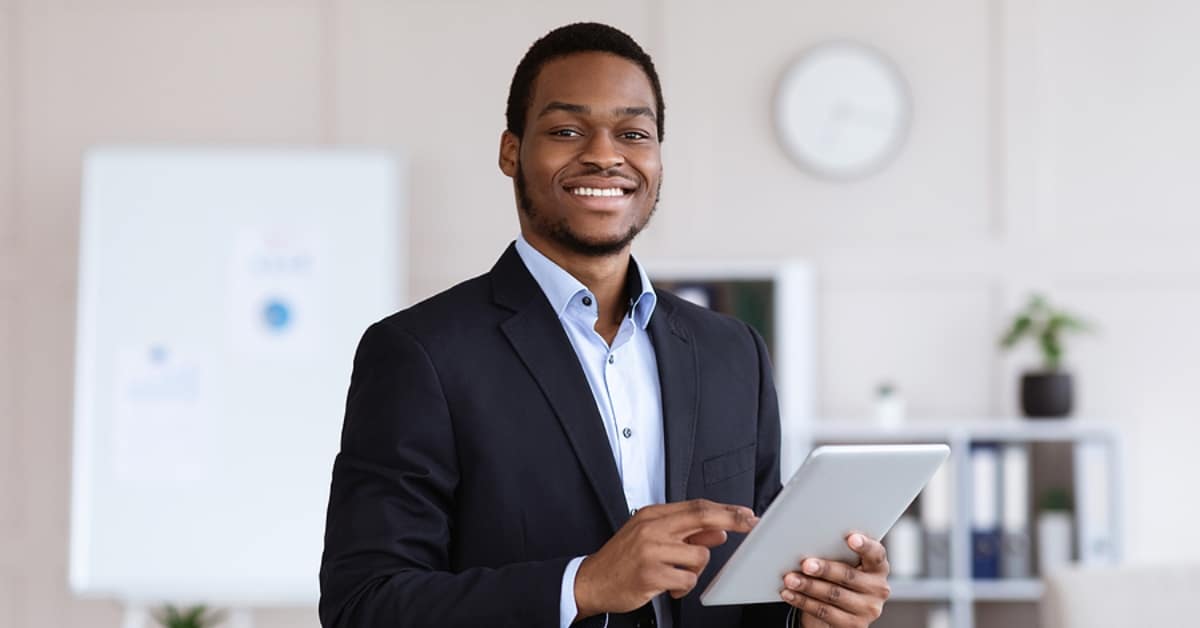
[607,320,643,513]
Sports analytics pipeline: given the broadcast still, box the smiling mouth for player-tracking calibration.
[568,187,630,197]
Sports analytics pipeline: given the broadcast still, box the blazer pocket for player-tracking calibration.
[702,444,756,486]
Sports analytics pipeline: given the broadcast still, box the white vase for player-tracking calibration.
[1037,511,1073,574]
[874,385,906,427]
[926,605,951,628]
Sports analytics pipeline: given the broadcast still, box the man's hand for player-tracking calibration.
[573,499,759,620]
[780,533,891,628]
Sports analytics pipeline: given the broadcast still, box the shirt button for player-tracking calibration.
[582,296,592,306]
[622,427,633,438]
[608,355,615,364]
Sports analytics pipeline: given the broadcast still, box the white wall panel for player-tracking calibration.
[21,3,323,141]
[820,279,1000,419]
[1039,0,1200,239]
[63,0,314,8]
[656,0,994,260]
[62,597,124,628]
[1057,280,1200,562]
[16,3,327,281]
[0,8,15,248]
[333,1,657,295]
[17,283,76,567]
[0,575,23,628]
[15,571,69,628]
[0,293,18,537]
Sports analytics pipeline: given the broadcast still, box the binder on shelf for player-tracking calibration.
[971,443,1001,579]
[920,458,952,579]
[885,514,922,579]
[1000,444,1032,578]
[1075,441,1115,565]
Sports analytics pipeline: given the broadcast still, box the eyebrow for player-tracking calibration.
[537,101,657,121]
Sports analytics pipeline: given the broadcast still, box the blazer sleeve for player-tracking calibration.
[318,320,570,628]
[740,321,793,627]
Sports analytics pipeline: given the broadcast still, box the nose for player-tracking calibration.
[579,131,624,170]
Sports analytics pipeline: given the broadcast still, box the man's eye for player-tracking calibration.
[552,129,582,137]
[621,131,651,140]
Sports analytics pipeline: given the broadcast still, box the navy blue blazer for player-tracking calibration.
[319,244,790,627]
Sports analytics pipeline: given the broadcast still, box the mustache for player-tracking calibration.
[572,165,635,179]
[565,165,640,188]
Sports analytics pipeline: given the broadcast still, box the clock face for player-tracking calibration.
[775,41,911,180]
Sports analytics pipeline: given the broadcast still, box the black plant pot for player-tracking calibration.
[1020,372,1073,418]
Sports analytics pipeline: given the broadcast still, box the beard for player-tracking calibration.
[515,162,660,258]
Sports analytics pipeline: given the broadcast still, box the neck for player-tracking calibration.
[521,230,633,331]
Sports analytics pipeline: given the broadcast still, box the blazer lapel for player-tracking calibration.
[647,298,699,504]
[491,245,629,533]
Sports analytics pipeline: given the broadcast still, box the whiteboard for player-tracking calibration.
[69,147,404,605]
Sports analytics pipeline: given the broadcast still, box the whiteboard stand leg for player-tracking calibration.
[121,604,149,628]
[228,608,254,628]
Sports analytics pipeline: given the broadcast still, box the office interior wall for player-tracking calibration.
[1026,0,1200,563]
[1,0,1196,625]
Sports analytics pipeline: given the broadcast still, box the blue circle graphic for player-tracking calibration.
[263,299,292,332]
[149,345,168,364]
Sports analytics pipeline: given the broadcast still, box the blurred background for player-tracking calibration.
[2,0,1199,627]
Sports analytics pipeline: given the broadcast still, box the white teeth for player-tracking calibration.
[570,187,626,197]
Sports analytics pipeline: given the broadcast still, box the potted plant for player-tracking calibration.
[152,605,226,628]
[1036,488,1074,573]
[999,294,1091,418]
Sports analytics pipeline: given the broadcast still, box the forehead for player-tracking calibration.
[528,51,656,114]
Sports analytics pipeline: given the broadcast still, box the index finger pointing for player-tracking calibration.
[847,533,888,573]
[662,499,758,537]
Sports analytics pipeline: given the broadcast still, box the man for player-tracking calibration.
[320,22,891,628]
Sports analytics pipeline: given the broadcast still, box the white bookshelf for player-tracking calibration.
[888,579,956,601]
[806,419,1122,628]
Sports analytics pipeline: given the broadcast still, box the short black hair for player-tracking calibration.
[505,22,665,141]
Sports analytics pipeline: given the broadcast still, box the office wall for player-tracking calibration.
[1,0,1197,625]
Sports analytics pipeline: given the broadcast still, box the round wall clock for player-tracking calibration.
[774,41,912,181]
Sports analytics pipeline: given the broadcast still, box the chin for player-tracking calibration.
[553,225,641,257]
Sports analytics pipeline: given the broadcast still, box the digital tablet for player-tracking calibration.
[700,443,950,606]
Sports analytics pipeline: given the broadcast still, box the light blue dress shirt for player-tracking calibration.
[513,235,672,628]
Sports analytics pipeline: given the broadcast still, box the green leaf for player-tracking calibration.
[1029,294,1049,316]
[153,604,225,628]
[1000,314,1032,348]
[1040,487,1073,511]
[1000,294,1093,366]
[1039,326,1062,371]
[1052,312,1090,332]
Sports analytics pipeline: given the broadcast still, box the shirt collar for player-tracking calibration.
[514,234,657,330]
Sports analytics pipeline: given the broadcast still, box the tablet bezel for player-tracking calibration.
[699,443,950,606]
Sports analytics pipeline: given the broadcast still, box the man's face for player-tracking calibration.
[500,51,662,257]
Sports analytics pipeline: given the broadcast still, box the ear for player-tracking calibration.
[498,130,520,178]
